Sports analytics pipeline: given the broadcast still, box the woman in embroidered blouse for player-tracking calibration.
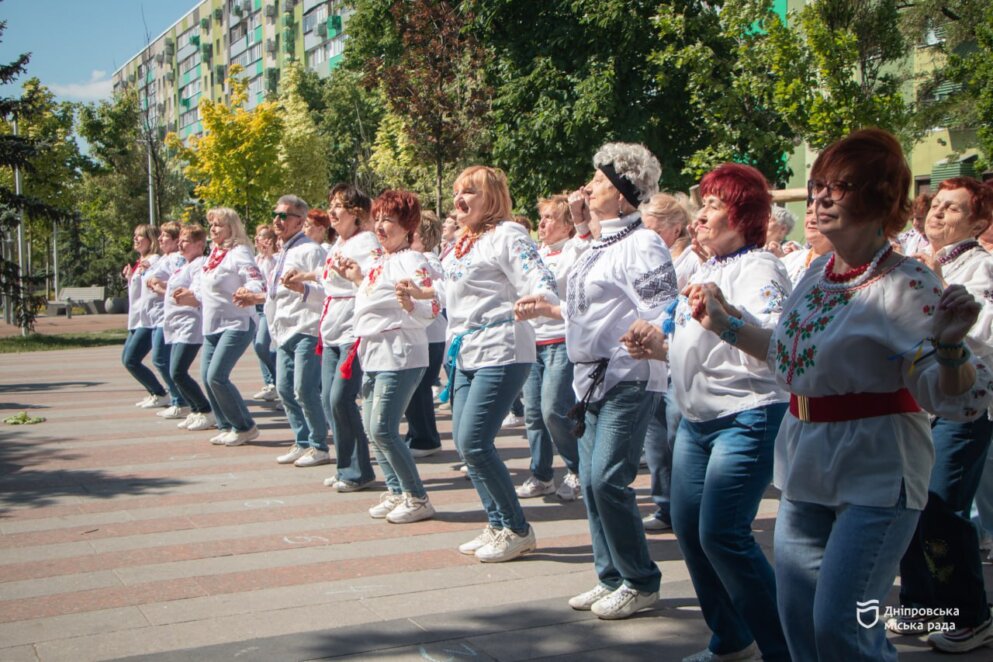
[174,208,266,447]
[666,129,993,661]
[346,190,441,524]
[123,224,168,408]
[517,143,678,620]
[442,165,558,563]
[780,203,832,287]
[251,224,279,403]
[891,176,993,652]
[642,193,701,290]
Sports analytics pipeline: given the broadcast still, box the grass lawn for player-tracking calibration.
[0,329,128,353]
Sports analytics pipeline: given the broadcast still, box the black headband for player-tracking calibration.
[599,163,642,209]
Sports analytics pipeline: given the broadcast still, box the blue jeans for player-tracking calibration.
[671,403,789,661]
[521,342,579,480]
[152,327,183,406]
[168,342,210,413]
[404,341,444,451]
[276,334,327,450]
[899,415,993,628]
[201,322,256,433]
[644,389,679,524]
[363,368,427,496]
[322,343,374,484]
[776,493,919,662]
[579,380,661,592]
[452,363,532,533]
[122,328,165,396]
[975,444,993,537]
[254,310,277,386]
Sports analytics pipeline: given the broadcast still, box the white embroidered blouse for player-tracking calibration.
[422,251,448,344]
[669,249,791,422]
[309,231,381,349]
[263,232,326,348]
[192,244,265,335]
[564,215,677,402]
[163,256,205,345]
[531,236,590,343]
[127,254,160,330]
[443,221,558,370]
[770,254,993,510]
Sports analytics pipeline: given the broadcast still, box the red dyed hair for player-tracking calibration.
[307,208,330,228]
[811,128,911,238]
[699,163,771,247]
[372,190,422,235]
[937,177,993,232]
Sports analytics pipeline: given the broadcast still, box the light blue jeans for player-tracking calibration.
[151,327,183,406]
[452,363,532,534]
[362,368,427,497]
[254,309,277,386]
[122,328,166,397]
[776,492,919,662]
[671,404,789,661]
[201,322,256,433]
[521,342,579,481]
[644,389,679,524]
[276,333,327,451]
[168,342,210,413]
[579,380,661,593]
[322,343,374,484]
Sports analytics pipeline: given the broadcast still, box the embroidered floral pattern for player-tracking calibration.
[776,285,855,384]
[907,279,924,291]
[759,281,789,314]
[674,295,692,328]
[513,236,557,293]
[566,249,605,317]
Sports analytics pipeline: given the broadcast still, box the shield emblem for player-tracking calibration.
[856,599,880,629]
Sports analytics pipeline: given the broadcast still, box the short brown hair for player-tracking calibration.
[418,210,443,251]
[180,223,207,244]
[328,183,371,224]
[159,221,182,240]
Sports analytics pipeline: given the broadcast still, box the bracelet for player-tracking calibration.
[935,344,971,367]
[933,339,965,352]
[719,316,744,345]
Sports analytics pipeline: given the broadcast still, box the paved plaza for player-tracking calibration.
[0,316,990,660]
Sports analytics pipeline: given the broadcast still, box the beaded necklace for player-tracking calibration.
[203,246,229,273]
[592,219,642,250]
[822,243,892,288]
[454,224,495,259]
[937,240,979,266]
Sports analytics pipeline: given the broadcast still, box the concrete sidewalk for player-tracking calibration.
[0,345,990,661]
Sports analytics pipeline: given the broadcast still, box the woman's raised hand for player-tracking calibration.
[933,284,980,346]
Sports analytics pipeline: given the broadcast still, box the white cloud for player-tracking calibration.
[49,70,114,101]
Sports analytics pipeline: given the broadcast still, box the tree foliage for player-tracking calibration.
[278,63,332,208]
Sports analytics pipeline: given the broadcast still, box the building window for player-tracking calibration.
[231,23,248,42]
[328,35,344,58]
[181,79,202,99]
[307,46,327,68]
[180,53,202,73]
[248,75,264,98]
[303,4,329,33]
[180,107,200,128]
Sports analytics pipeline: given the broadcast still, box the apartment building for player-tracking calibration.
[112,0,349,140]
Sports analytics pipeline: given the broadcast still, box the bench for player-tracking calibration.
[47,286,107,317]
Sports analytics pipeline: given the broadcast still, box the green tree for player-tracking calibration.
[318,66,385,194]
[166,65,284,228]
[278,63,332,208]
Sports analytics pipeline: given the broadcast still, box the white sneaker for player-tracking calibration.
[253,384,278,401]
[333,477,374,493]
[556,472,581,501]
[590,585,658,620]
[177,413,196,429]
[501,413,523,428]
[223,426,259,446]
[568,584,614,611]
[475,526,536,562]
[293,448,331,467]
[643,514,673,532]
[138,394,170,409]
[516,476,555,498]
[927,609,993,653]
[209,430,233,444]
[135,394,153,407]
[277,446,308,464]
[186,412,217,431]
[368,492,405,518]
[386,494,435,524]
[157,405,190,419]
[682,643,759,662]
[432,385,441,400]
[458,526,500,555]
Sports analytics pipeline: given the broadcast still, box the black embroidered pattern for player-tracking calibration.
[567,249,605,317]
[633,263,678,307]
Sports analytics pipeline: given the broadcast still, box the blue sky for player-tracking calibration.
[0,0,197,103]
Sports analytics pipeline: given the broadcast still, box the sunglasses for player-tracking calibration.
[272,211,303,221]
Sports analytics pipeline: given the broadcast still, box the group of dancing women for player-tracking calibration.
[121,127,993,661]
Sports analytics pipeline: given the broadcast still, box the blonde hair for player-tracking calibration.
[133,223,159,256]
[206,207,252,251]
[453,166,513,227]
[537,194,573,234]
[418,210,443,252]
[641,193,691,231]
[159,221,182,241]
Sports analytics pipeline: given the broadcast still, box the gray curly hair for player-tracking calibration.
[592,142,662,204]
[770,205,796,233]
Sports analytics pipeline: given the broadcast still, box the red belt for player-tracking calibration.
[789,389,920,423]
[536,337,565,347]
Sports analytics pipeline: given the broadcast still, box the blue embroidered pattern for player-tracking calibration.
[759,281,789,314]
[513,236,557,293]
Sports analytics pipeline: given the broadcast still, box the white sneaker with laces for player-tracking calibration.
[293,448,331,467]
[568,584,614,611]
[386,494,435,524]
[475,526,536,562]
[368,492,405,518]
[138,394,170,409]
[927,609,993,653]
[223,426,259,446]
[501,413,524,428]
[556,472,581,501]
[458,526,500,555]
[516,476,555,498]
[135,394,154,407]
[681,642,759,662]
[177,413,196,429]
[209,430,233,444]
[590,585,658,620]
[276,446,308,464]
[157,405,190,419]
[253,384,278,401]
[186,412,217,431]
[643,514,673,532]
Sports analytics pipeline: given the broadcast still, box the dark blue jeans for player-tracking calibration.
[254,309,277,386]
[452,363,532,533]
[579,380,661,593]
[521,342,579,480]
[671,403,789,661]
[644,390,679,524]
[322,343,374,484]
[899,414,993,628]
[122,328,166,397]
[404,341,444,451]
[168,342,210,413]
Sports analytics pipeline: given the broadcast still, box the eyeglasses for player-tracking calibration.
[272,211,303,221]
[807,180,856,202]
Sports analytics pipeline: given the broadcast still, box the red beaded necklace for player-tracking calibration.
[454,225,494,259]
[203,246,229,273]
[824,245,892,283]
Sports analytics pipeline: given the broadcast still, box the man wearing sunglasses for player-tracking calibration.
[236,195,330,467]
